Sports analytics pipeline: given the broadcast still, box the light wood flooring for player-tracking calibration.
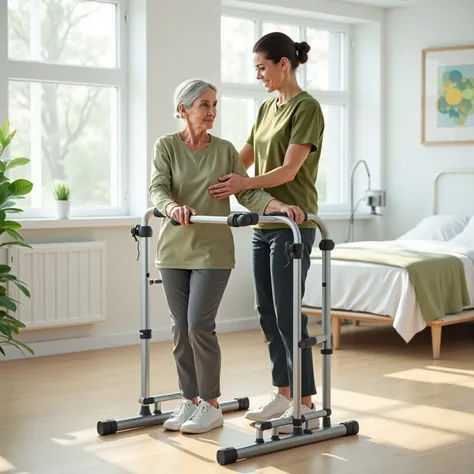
[1,322,474,474]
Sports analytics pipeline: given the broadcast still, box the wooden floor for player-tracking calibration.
[1,322,474,474]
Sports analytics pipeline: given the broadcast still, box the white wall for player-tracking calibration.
[384,0,474,239]
[352,21,385,199]
[5,0,381,360]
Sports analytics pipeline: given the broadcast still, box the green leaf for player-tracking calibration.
[10,279,30,298]
[9,179,33,197]
[0,162,6,173]
[0,120,9,145]
[3,130,17,148]
[0,338,34,356]
[0,182,10,205]
[6,229,24,241]
[1,313,26,329]
[0,323,12,338]
[0,265,12,274]
[10,338,34,355]
[0,241,31,249]
[6,157,29,171]
[0,200,15,211]
[0,221,22,231]
[4,209,23,214]
[0,296,17,311]
[0,274,17,282]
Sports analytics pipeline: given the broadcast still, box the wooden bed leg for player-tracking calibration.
[431,325,442,360]
[332,317,342,350]
[354,320,360,327]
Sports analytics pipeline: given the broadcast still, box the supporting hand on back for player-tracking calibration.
[208,173,245,199]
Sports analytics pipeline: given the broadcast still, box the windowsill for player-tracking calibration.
[15,211,378,231]
[16,215,141,230]
[313,212,377,221]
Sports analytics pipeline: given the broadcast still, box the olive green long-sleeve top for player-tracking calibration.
[149,132,274,269]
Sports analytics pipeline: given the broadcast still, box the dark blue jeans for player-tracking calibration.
[252,227,317,398]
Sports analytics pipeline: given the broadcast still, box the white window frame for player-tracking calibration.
[0,0,128,219]
[221,7,352,214]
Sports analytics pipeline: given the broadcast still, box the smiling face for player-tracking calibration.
[253,52,290,93]
[180,88,217,131]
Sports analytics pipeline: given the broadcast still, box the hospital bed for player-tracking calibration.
[302,170,474,359]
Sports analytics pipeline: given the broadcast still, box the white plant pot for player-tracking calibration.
[56,200,71,219]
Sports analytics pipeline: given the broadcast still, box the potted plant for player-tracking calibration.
[53,183,72,219]
[0,120,34,357]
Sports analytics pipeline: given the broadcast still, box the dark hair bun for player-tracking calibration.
[295,41,310,65]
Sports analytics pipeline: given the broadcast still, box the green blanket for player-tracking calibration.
[311,247,470,323]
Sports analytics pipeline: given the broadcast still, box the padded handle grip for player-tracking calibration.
[269,211,308,221]
[227,212,259,227]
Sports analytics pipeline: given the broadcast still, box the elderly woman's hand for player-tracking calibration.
[166,203,197,226]
[208,173,245,199]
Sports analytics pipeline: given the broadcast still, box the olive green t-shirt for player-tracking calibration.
[149,132,274,269]
[247,91,324,229]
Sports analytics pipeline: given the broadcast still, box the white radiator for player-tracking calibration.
[8,241,106,330]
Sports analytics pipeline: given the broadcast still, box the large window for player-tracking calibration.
[220,10,350,211]
[1,0,127,217]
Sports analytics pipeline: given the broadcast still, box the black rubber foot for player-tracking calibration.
[216,447,238,465]
[97,420,118,436]
[140,405,152,416]
[235,397,250,410]
[342,420,359,436]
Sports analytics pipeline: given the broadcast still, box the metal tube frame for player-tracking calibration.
[216,212,359,465]
[96,208,359,460]
[96,208,251,437]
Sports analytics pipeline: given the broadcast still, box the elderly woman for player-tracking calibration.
[149,78,303,435]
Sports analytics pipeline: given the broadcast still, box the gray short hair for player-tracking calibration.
[173,78,217,119]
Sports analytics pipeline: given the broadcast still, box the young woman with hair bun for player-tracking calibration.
[209,32,325,433]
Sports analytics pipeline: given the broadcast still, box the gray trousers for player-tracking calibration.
[159,269,231,401]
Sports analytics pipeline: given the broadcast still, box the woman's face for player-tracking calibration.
[181,89,217,131]
[253,52,288,93]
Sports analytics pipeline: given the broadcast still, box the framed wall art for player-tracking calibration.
[422,45,474,145]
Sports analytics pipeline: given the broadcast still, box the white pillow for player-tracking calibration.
[450,216,474,244]
[397,214,471,241]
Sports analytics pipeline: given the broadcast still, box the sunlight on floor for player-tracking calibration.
[47,383,474,471]
[0,457,15,473]
[322,453,349,462]
[425,366,474,376]
[331,388,469,451]
[384,367,474,388]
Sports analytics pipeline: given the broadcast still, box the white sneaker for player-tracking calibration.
[180,401,223,434]
[276,403,320,434]
[163,399,197,431]
[244,390,291,422]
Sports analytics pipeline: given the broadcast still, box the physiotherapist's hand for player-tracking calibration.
[168,204,197,226]
[279,204,305,224]
[208,173,245,199]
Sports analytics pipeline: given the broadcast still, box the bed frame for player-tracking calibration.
[302,307,474,359]
[304,169,474,360]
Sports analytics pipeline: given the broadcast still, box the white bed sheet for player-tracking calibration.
[303,240,474,343]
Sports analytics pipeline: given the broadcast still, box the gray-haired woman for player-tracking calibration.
[149,78,304,435]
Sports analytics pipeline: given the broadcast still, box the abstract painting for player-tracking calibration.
[422,45,474,145]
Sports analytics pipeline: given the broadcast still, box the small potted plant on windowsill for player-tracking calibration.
[53,183,72,219]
